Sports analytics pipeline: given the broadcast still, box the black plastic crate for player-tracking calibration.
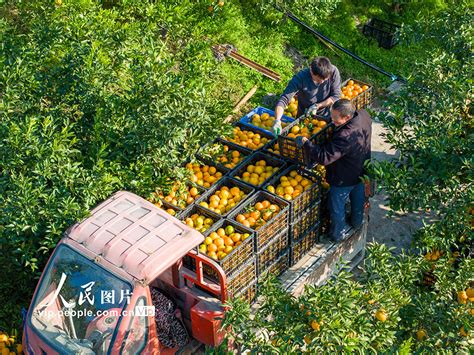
[197,139,253,173]
[228,191,290,251]
[233,279,257,304]
[229,151,286,189]
[290,222,321,266]
[259,250,290,279]
[221,122,274,151]
[319,189,330,236]
[179,204,222,236]
[262,139,282,159]
[197,177,255,217]
[184,157,228,190]
[256,228,289,275]
[362,18,400,49]
[263,165,322,221]
[150,181,206,213]
[289,201,321,242]
[160,200,186,219]
[278,117,333,166]
[341,78,373,110]
[226,258,258,299]
[202,219,255,279]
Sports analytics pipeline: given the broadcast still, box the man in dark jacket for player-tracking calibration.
[272,56,341,135]
[297,99,372,241]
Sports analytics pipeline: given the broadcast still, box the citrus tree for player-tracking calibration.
[218,3,473,352]
[0,0,231,331]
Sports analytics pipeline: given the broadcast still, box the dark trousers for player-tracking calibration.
[328,182,365,241]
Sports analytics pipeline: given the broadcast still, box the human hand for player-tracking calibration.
[295,135,308,148]
[272,119,282,136]
[306,103,320,116]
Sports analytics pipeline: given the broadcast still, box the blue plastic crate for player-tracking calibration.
[239,106,295,137]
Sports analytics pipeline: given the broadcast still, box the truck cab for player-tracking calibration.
[23,191,229,354]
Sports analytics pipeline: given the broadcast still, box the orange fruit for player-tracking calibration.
[284,186,294,195]
[217,228,226,237]
[416,329,427,341]
[207,244,218,252]
[250,211,261,220]
[236,214,246,223]
[310,320,320,331]
[262,211,273,221]
[375,309,388,322]
[208,251,217,260]
[247,217,256,227]
[231,233,241,243]
[224,237,234,246]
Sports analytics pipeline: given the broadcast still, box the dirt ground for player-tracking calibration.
[366,120,424,254]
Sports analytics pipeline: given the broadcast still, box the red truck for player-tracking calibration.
[22,189,368,354]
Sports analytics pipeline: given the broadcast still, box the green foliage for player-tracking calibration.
[217,2,473,353]
[371,2,473,252]
[0,0,230,329]
[218,244,473,353]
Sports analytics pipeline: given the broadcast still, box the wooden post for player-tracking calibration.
[224,85,258,123]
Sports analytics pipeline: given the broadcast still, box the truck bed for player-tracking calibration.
[281,217,368,296]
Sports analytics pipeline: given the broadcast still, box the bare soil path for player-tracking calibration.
[367,120,425,254]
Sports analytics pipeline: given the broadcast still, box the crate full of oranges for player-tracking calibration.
[340,78,373,110]
[180,204,221,236]
[229,190,289,251]
[148,181,204,215]
[222,123,273,151]
[198,219,254,278]
[239,106,294,137]
[197,139,252,172]
[277,116,332,165]
[185,160,226,189]
[198,177,254,216]
[230,152,285,188]
[264,166,322,220]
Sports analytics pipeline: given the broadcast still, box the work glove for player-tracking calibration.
[272,119,282,136]
[305,103,320,117]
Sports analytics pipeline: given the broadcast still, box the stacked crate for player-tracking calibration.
[148,105,338,304]
[263,166,323,266]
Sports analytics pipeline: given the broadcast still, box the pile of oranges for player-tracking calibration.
[266,141,280,156]
[225,126,270,150]
[186,162,223,189]
[234,159,280,186]
[251,112,289,131]
[199,185,247,215]
[199,225,251,260]
[184,212,216,234]
[341,80,369,100]
[154,182,201,209]
[0,331,21,355]
[284,97,298,118]
[203,143,247,169]
[266,170,314,201]
[286,118,327,139]
[235,200,280,230]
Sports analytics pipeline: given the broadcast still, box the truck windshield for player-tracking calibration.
[29,244,133,354]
